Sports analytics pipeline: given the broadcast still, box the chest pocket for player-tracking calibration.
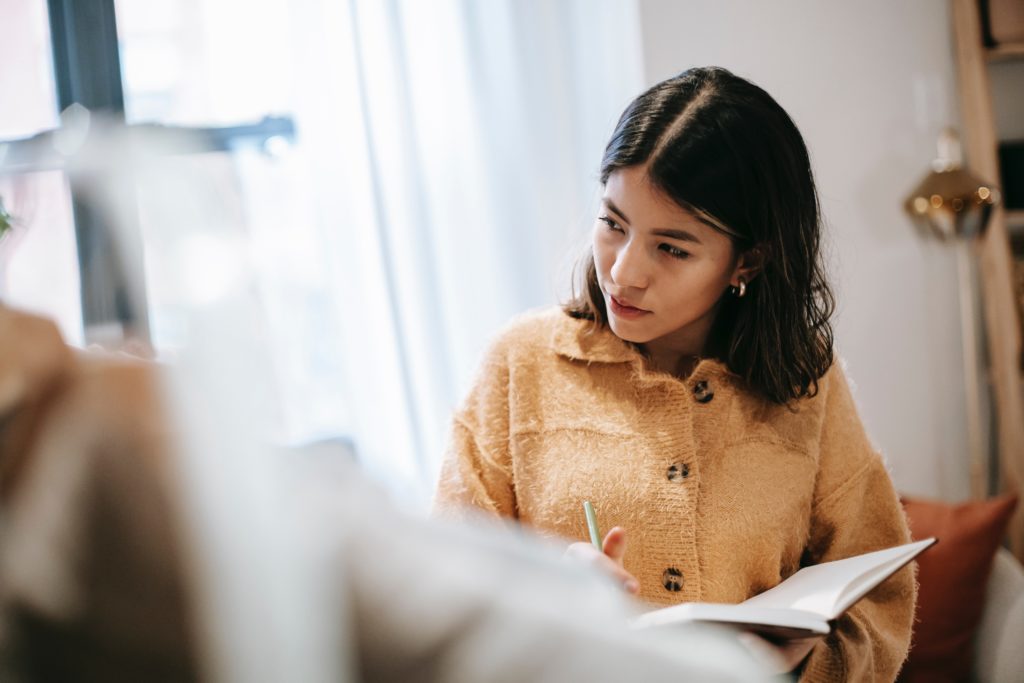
[511,428,665,538]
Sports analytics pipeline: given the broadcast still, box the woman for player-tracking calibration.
[434,66,915,679]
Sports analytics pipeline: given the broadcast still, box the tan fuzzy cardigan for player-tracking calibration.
[434,307,916,682]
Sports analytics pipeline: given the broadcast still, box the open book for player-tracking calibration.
[630,538,936,641]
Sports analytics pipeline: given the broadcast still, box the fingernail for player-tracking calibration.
[625,579,640,593]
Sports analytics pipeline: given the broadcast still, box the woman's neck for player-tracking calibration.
[639,316,715,379]
[640,340,704,379]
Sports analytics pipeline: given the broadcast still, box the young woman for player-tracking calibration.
[434,67,915,679]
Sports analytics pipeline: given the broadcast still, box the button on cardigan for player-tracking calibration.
[434,307,917,682]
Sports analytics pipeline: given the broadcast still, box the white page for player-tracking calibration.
[740,539,934,618]
[631,603,829,637]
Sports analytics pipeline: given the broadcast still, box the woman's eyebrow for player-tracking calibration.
[652,228,702,244]
[602,197,704,243]
[601,198,630,223]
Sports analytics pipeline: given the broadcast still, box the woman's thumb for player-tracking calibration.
[602,526,627,564]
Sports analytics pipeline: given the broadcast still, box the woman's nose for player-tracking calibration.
[610,243,649,289]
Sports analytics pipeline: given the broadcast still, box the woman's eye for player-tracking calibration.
[599,215,623,232]
[660,244,690,260]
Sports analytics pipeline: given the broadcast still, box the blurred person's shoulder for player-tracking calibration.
[0,305,74,411]
[0,306,76,494]
[0,304,173,475]
[68,350,173,457]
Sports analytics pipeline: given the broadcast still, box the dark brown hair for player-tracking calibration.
[564,66,835,404]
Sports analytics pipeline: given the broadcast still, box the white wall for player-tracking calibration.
[638,0,971,500]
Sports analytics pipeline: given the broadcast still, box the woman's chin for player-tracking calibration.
[607,318,653,344]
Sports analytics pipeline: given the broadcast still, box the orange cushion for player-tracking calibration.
[898,493,1018,683]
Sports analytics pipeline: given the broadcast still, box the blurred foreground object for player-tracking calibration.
[0,305,771,682]
[0,305,198,680]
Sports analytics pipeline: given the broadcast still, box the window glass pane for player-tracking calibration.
[115,0,294,126]
[0,173,84,346]
[0,0,60,139]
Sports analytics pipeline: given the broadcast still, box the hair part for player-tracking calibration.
[565,66,835,405]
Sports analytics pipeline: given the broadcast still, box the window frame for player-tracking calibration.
[0,0,295,344]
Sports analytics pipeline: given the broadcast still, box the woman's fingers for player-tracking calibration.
[601,526,627,564]
[591,551,640,594]
[600,527,637,592]
[564,541,640,594]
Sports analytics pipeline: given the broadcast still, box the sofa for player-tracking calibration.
[974,547,1024,683]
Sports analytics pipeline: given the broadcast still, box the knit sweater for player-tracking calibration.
[434,307,916,682]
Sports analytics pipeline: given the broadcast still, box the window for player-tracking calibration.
[115,0,293,126]
[0,1,80,343]
[0,0,354,444]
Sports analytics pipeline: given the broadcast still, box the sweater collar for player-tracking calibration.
[550,312,640,364]
[548,309,737,383]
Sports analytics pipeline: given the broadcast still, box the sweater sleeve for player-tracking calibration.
[798,364,916,683]
[432,340,516,521]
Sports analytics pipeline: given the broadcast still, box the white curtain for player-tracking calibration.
[255,0,645,505]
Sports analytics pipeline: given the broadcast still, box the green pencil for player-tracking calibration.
[583,500,601,550]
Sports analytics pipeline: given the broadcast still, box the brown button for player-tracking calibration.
[693,380,714,403]
[667,462,690,481]
[662,567,683,592]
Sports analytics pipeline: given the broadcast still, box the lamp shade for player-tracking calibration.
[904,128,1000,240]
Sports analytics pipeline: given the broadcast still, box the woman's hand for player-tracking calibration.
[736,632,823,674]
[564,526,640,595]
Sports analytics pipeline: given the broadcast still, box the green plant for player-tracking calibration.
[0,197,11,240]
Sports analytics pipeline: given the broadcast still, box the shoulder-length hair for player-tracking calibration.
[565,66,835,404]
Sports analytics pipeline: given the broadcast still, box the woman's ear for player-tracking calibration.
[730,245,767,287]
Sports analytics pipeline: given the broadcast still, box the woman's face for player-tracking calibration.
[593,165,746,355]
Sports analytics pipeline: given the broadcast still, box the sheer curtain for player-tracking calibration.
[262,0,645,504]
[0,0,645,505]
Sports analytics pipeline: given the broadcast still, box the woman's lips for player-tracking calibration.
[609,295,651,320]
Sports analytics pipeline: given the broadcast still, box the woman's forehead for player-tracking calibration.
[602,167,724,241]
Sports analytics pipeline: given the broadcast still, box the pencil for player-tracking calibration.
[583,500,601,551]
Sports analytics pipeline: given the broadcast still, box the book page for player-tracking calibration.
[630,539,935,637]
[740,539,935,618]
[630,602,829,637]
[740,565,845,617]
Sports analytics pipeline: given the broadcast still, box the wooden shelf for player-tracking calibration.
[953,0,1024,556]
[987,42,1024,62]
